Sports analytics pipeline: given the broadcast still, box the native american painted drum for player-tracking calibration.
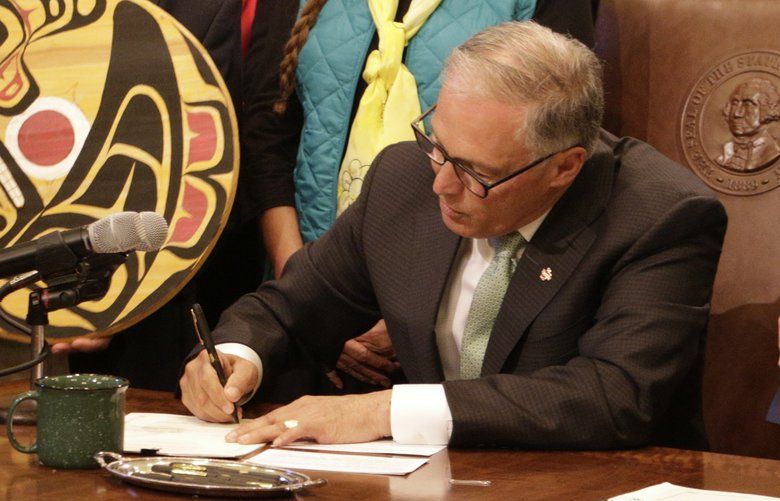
[0,0,238,342]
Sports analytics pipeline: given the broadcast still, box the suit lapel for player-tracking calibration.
[404,203,460,383]
[481,139,616,376]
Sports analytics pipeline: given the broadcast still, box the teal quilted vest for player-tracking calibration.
[295,0,536,242]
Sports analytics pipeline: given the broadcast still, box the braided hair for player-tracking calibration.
[273,0,329,115]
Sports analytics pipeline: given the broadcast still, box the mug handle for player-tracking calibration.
[6,391,39,453]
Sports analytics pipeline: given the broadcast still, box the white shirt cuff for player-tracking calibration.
[390,384,452,445]
[215,343,263,404]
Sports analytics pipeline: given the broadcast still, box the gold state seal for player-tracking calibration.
[681,51,780,196]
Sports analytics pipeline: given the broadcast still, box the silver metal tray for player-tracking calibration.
[95,451,326,497]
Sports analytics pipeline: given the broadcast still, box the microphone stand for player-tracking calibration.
[0,253,127,424]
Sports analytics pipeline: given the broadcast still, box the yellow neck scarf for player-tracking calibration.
[337,0,442,214]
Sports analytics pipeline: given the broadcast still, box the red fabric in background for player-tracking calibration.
[241,0,258,60]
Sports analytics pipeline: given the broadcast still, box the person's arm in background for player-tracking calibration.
[261,207,302,279]
[242,1,303,278]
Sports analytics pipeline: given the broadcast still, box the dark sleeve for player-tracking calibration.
[207,150,387,377]
[241,0,303,221]
[200,0,243,114]
[533,0,595,47]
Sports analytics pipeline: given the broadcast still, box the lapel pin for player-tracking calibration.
[539,267,553,281]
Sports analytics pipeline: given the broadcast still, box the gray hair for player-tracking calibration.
[441,21,604,156]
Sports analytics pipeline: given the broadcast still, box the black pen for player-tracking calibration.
[190,303,240,423]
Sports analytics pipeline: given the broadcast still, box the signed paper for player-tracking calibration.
[124,412,261,458]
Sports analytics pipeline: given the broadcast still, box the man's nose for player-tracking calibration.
[733,101,745,117]
[432,160,463,196]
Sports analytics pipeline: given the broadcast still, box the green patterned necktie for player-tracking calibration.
[459,232,527,379]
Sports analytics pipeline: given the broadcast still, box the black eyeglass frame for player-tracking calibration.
[411,104,579,198]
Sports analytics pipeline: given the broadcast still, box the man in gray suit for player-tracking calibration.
[180,21,727,449]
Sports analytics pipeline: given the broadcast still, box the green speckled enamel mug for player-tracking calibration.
[6,374,128,468]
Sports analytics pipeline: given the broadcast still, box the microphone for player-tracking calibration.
[0,212,169,279]
[86,211,168,253]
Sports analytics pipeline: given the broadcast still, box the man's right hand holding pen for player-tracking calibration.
[179,349,258,423]
[182,347,393,448]
[180,308,393,447]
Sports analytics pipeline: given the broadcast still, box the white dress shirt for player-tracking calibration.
[213,343,263,402]
[392,212,547,444]
[220,212,548,444]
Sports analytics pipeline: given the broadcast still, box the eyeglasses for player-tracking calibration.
[411,105,576,198]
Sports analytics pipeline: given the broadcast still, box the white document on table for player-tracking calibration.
[124,412,262,458]
[282,439,445,457]
[610,482,780,501]
[247,448,428,475]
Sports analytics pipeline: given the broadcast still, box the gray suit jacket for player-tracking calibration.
[212,130,727,449]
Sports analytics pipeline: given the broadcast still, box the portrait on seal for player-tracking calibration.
[716,77,780,172]
[680,50,780,196]
[0,0,238,341]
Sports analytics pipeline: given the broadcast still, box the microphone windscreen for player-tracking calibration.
[136,211,169,251]
[88,212,169,253]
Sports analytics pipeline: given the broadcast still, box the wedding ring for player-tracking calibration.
[282,419,299,430]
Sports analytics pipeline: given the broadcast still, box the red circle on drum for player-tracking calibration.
[17,110,75,166]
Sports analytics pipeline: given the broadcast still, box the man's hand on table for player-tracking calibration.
[327,320,401,389]
[225,390,392,446]
[180,349,258,422]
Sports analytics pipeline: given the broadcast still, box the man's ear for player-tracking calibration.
[548,147,587,188]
